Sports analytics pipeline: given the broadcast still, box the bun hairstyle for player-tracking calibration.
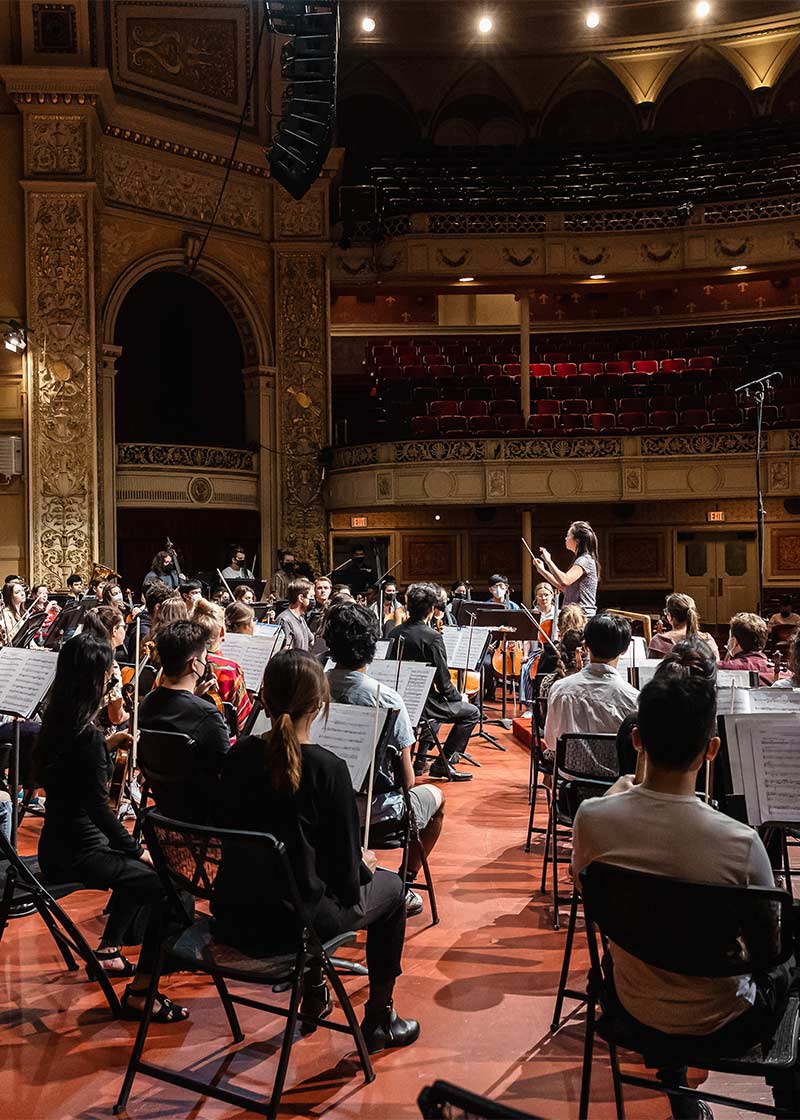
[192,597,225,645]
[259,650,329,796]
[665,592,700,636]
[657,636,717,682]
[568,520,600,580]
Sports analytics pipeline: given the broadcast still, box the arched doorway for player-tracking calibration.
[112,269,260,586]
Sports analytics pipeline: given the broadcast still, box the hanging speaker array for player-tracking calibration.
[265,1,339,200]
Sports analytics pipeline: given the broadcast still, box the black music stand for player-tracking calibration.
[224,578,266,600]
[11,611,47,649]
[42,600,94,649]
[472,608,540,730]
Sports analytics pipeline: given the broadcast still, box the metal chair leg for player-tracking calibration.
[551,890,580,1031]
[212,974,244,1043]
[267,954,303,1120]
[578,980,597,1119]
[608,1040,626,1119]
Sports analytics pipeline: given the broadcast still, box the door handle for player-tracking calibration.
[718,577,723,597]
[709,578,715,597]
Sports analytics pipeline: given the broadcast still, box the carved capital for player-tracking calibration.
[25,113,88,177]
[101,343,122,379]
[243,364,277,392]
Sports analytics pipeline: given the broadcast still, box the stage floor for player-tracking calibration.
[1,717,768,1119]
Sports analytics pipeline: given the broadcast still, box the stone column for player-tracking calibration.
[99,344,121,569]
[243,364,279,579]
[521,509,534,605]
[5,83,103,586]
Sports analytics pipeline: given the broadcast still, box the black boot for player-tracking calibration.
[360,1000,420,1054]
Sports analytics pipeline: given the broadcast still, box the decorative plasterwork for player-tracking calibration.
[102,144,263,233]
[117,443,256,472]
[24,113,87,176]
[102,123,270,177]
[116,467,258,509]
[275,188,326,239]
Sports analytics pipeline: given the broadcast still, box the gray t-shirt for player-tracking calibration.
[325,667,415,752]
[562,553,597,617]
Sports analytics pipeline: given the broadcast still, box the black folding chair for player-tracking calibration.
[114,810,374,1120]
[540,733,618,929]
[579,861,799,1119]
[418,1079,544,1118]
[524,696,551,850]
[0,830,121,1015]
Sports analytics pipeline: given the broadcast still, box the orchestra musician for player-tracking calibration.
[531,520,599,618]
[66,573,85,599]
[224,601,255,636]
[191,599,252,733]
[0,578,26,645]
[648,593,719,661]
[306,574,332,635]
[275,578,314,652]
[220,544,254,581]
[142,550,181,593]
[233,584,256,606]
[518,582,557,718]
[482,574,520,703]
[270,549,298,601]
[179,580,203,612]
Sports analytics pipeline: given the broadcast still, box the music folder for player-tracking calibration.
[0,646,58,718]
[720,710,800,827]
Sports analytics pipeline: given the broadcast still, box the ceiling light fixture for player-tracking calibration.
[589,273,606,280]
[730,264,748,272]
[695,1,711,18]
[478,15,493,34]
[585,10,600,29]
[361,15,376,33]
[458,276,475,282]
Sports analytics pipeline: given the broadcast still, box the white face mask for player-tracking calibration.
[490,584,506,600]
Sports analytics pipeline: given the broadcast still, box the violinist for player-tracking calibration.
[192,598,252,732]
[433,587,456,628]
[233,584,256,606]
[81,607,128,731]
[179,580,203,612]
[102,582,126,611]
[225,601,255,636]
[0,578,26,646]
[142,549,181,593]
[518,583,557,719]
[142,596,188,668]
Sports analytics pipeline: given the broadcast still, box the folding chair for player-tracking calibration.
[418,1080,544,1118]
[114,811,375,1120]
[578,862,799,1119]
[540,733,618,929]
[524,695,551,851]
[0,830,122,1015]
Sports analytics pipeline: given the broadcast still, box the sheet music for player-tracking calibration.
[441,626,492,670]
[627,660,663,688]
[366,661,435,727]
[220,632,283,692]
[254,622,279,636]
[745,688,800,714]
[748,717,800,824]
[374,640,389,660]
[312,702,388,791]
[717,669,753,688]
[0,647,58,717]
[617,636,649,668]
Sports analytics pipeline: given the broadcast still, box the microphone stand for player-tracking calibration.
[735,370,781,615]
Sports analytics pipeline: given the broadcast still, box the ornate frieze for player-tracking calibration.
[26,191,96,585]
[276,251,329,567]
[102,124,269,178]
[26,114,86,176]
[102,145,262,233]
[117,443,256,472]
[640,432,756,456]
[275,188,326,239]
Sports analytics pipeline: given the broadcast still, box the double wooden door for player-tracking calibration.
[673,531,758,627]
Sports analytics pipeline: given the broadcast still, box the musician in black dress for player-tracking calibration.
[35,633,188,1023]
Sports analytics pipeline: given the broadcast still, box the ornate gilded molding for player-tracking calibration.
[395,438,487,463]
[25,114,87,176]
[276,251,329,567]
[102,123,270,178]
[275,188,326,239]
[116,443,256,472]
[102,145,262,234]
[640,432,756,455]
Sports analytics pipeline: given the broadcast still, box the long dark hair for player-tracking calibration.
[1,580,24,621]
[569,520,600,580]
[259,650,329,795]
[35,634,113,772]
[151,550,173,575]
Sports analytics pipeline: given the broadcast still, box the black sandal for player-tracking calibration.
[121,985,189,1023]
[87,948,136,978]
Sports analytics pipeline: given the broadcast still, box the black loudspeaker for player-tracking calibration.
[266,2,339,200]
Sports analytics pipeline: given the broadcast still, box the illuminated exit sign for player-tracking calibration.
[351,516,368,528]
[707,511,725,523]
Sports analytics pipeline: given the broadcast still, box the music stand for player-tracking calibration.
[42,600,95,649]
[225,578,266,600]
[473,608,541,729]
[11,611,47,649]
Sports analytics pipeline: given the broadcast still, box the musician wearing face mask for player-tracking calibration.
[142,550,181,592]
[482,574,520,702]
[220,544,254,581]
[270,549,298,602]
[338,546,374,598]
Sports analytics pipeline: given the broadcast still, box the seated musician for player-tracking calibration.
[572,668,800,1118]
[324,600,445,918]
[773,628,800,688]
[233,584,255,606]
[128,579,173,648]
[224,601,255,636]
[388,583,478,782]
[648,592,719,661]
[220,544,254,581]
[432,586,456,628]
[137,620,230,820]
[768,598,800,632]
[142,550,180,593]
[275,578,314,652]
[0,578,25,645]
[191,599,252,732]
[139,594,187,667]
[482,574,520,702]
[101,582,126,612]
[306,575,332,636]
[81,607,129,731]
[179,579,203,612]
[66,573,84,599]
[213,650,419,1054]
[35,633,188,1023]
[519,582,556,717]
[544,613,637,750]
[718,611,774,686]
[449,580,467,605]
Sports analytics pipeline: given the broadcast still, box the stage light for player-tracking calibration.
[361,15,375,32]
[695,1,711,18]
[478,15,493,34]
[434,514,442,521]
[585,10,600,29]
[458,276,475,282]
[589,273,606,280]
[1,321,28,353]
[731,265,748,272]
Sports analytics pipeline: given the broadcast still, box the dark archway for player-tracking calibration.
[114,270,246,448]
[540,89,636,145]
[337,93,420,156]
[654,77,752,137]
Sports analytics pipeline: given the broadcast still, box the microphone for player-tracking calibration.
[735,370,782,393]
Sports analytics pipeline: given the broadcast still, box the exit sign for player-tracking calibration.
[707,511,725,522]
[351,516,368,528]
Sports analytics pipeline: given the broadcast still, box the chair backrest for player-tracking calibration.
[555,732,619,782]
[138,728,216,824]
[580,861,793,979]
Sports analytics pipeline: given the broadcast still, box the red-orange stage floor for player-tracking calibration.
[0,722,769,1119]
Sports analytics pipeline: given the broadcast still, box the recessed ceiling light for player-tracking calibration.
[478,15,493,34]
[434,514,442,521]
[589,273,606,280]
[730,265,748,272]
[361,15,376,33]
[458,276,475,282]
[695,1,711,18]
[585,10,600,29]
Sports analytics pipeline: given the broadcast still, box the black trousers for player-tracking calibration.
[420,702,480,760]
[314,868,406,986]
[43,848,166,973]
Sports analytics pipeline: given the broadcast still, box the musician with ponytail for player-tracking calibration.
[214,650,419,1054]
[648,592,719,660]
[532,520,600,618]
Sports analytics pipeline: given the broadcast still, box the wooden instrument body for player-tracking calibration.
[527,616,554,679]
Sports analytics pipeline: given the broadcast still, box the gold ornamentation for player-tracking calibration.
[276,252,328,562]
[28,192,96,585]
[102,147,261,233]
[117,443,256,472]
[103,124,269,177]
[276,189,325,238]
[27,115,86,175]
[641,433,755,456]
[435,248,471,269]
[127,18,237,103]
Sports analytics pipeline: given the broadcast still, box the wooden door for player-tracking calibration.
[673,532,758,627]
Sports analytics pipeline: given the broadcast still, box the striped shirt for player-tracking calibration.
[208,650,252,732]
